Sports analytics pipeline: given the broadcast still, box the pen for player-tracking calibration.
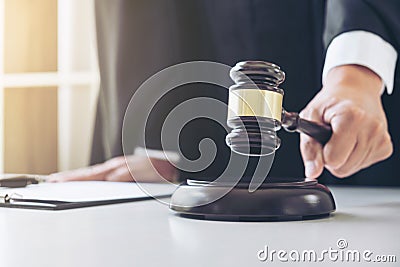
[0,175,46,188]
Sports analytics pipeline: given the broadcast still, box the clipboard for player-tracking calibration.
[0,194,171,210]
[0,181,176,211]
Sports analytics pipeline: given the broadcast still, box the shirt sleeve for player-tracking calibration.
[323,30,398,94]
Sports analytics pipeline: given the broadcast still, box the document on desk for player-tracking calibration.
[0,181,177,210]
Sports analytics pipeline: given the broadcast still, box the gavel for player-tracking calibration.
[226,61,333,156]
[170,60,337,221]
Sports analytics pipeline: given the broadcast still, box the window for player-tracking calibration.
[0,0,99,174]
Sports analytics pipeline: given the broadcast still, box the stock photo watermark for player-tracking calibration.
[257,238,397,263]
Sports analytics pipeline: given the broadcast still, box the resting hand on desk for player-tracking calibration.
[47,155,178,183]
[300,65,393,179]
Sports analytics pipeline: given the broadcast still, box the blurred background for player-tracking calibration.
[0,0,98,174]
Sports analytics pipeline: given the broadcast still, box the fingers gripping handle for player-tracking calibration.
[297,118,332,145]
[282,111,332,145]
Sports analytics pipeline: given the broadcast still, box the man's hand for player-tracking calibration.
[300,65,393,178]
[47,155,178,183]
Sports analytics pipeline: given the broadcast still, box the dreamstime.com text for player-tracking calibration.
[257,239,396,263]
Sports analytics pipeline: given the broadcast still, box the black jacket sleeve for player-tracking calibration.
[324,0,400,51]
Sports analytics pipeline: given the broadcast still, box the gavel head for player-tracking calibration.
[226,61,286,156]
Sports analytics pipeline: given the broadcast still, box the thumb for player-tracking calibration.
[300,133,324,179]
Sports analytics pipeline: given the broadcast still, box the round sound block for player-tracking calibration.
[170,178,336,221]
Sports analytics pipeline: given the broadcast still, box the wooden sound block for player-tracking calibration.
[170,178,336,221]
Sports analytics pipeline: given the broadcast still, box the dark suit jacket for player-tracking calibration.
[323,0,400,185]
[92,0,399,186]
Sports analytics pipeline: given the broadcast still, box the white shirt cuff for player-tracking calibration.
[323,31,398,94]
[134,147,180,163]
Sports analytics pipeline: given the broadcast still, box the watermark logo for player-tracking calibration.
[336,238,348,249]
[257,238,397,263]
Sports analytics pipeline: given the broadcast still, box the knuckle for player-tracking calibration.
[326,165,347,178]
[308,107,319,118]
[331,168,351,178]
[323,148,341,169]
[301,107,317,120]
[370,127,393,161]
[346,106,365,122]
[381,132,392,145]
[380,136,394,159]
[370,120,384,136]
[386,139,394,156]
[327,96,341,106]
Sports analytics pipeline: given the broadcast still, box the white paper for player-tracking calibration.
[0,181,177,202]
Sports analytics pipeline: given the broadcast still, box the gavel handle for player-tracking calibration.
[282,111,332,145]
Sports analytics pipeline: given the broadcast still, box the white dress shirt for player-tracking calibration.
[323,30,398,94]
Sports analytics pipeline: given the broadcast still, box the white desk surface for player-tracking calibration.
[0,185,399,267]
